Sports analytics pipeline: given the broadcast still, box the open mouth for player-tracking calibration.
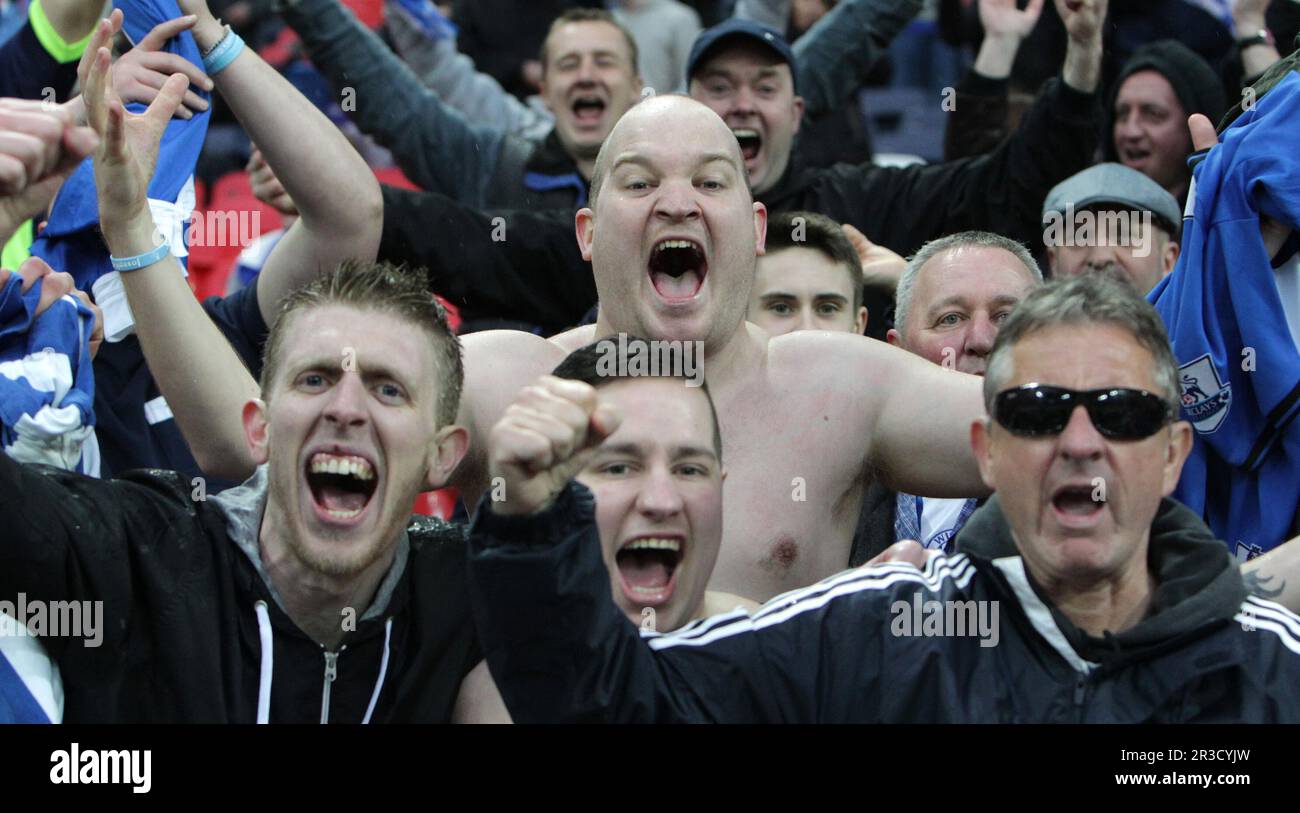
[648,238,707,300]
[305,451,378,523]
[1050,483,1104,525]
[1119,146,1151,166]
[572,95,607,125]
[732,128,762,162]
[615,536,684,606]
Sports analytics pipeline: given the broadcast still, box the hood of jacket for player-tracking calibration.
[955,495,1245,669]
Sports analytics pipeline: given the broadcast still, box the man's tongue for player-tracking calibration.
[318,484,368,514]
[619,549,672,591]
[652,270,701,299]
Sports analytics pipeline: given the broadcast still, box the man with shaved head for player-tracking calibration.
[444,94,990,601]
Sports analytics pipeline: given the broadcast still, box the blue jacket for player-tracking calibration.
[1149,71,1300,557]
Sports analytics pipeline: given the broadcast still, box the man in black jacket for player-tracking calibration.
[0,96,479,720]
[0,259,481,722]
[467,272,1300,722]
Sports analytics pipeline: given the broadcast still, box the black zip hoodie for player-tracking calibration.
[0,458,480,722]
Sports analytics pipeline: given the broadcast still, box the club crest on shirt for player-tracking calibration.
[1178,354,1232,434]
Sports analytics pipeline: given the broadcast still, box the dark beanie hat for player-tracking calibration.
[1106,40,1227,159]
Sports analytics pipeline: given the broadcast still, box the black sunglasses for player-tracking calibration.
[993,385,1175,440]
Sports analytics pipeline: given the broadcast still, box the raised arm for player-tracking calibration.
[867,339,990,498]
[792,0,924,121]
[942,0,1042,160]
[278,0,505,202]
[836,0,1105,256]
[80,22,259,484]
[382,0,554,141]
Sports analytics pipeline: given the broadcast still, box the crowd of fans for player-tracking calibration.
[0,0,1298,723]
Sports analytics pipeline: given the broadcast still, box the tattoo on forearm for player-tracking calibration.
[1244,569,1285,599]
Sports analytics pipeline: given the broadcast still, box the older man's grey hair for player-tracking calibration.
[893,231,1042,340]
[982,270,1182,413]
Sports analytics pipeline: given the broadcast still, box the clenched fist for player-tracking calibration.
[487,376,621,516]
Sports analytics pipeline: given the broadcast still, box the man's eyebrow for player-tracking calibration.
[986,294,1022,309]
[926,295,972,315]
[595,442,718,461]
[610,154,656,174]
[697,152,738,170]
[813,293,850,303]
[672,445,719,462]
[760,291,797,300]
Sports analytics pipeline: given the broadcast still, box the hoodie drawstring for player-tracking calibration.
[254,600,274,724]
[361,617,394,725]
[253,603,393,724]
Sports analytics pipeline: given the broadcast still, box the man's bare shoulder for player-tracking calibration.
[463,329,569,375]
[763,329,915,386]
[549,323,599,353]
[460,330,569,422]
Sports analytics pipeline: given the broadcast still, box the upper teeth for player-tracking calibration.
[733,128,759,140]
[310,453,375,480]
[624,538,681,552]
[655,240,695,252]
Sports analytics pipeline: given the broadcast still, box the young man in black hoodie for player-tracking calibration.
[467,271,1300,722]
[0,52,479,721]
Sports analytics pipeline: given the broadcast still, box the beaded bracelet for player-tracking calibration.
[202,26,245,77]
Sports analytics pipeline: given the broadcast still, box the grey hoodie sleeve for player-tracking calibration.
[793,0,924,121]
[383,2,554,142]
[279,0,504,205]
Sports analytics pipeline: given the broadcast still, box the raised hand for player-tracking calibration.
[0,98,98,242]
[487,376,621,516]
[83,43,189,227]
[979,0,1046,40]
[1055,0,1108,44]
[841,223,906,293]
[114,15,214,119]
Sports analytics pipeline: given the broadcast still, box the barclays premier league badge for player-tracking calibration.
[1178,354,1232,434]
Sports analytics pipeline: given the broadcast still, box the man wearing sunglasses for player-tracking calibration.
[468,270,1300,722]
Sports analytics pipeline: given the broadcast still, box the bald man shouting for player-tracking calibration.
[155,95,988,602]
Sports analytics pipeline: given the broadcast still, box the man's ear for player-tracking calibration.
[970,417,997,491]
[855,305,869,335]
[792,95,805,134]
[885,327,901,347]
[425,424,470,491]
[1044,245,1059,275]
[753,201,768,256]
[1162,239,1180,277]
[1161,420,1194,497]
[242,399,271,466]
[576,207,596,262]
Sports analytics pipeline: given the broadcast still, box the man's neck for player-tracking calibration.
[259,507,396,649]
[575,156,595,182]
[1038,550,1156,638]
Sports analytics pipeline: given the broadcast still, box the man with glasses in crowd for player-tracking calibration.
[466,271,1300,722]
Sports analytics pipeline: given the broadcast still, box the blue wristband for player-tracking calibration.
[110,241,172,272]
[202,28,245,77]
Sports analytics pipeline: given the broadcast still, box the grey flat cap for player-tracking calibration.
[1042,163,1181,233]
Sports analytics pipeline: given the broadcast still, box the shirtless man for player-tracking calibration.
[448,95,988,601]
